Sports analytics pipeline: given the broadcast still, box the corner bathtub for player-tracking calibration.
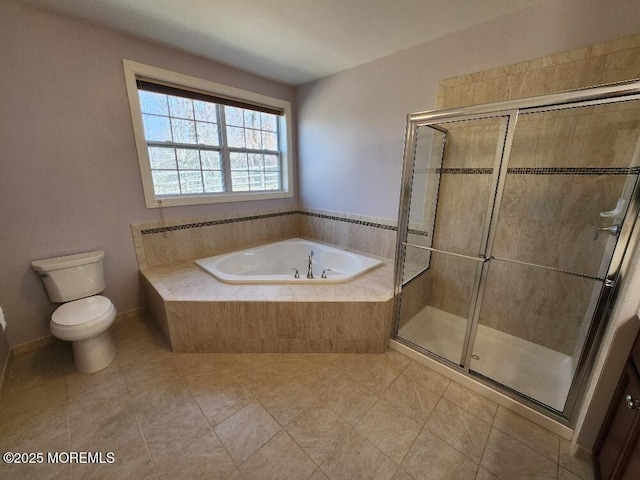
[195,238,383,284]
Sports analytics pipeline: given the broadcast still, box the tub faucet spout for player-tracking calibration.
[307,250,314,279]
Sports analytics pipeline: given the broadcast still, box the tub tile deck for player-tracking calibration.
[140,253,395,353]
[142,256,394,302]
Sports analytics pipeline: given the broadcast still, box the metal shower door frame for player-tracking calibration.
[393,79,640,424]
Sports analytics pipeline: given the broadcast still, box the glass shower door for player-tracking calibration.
[470,100,640,412]
[397,116,509,366]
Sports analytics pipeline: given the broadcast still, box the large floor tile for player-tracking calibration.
[286,404,352,465]
[154,431,236,480]
[481,428,558,480]
[425,398,491,462]
[345,352,407,394]
[65,359,123,397]
[391,469,414,480]
[292,358,341,396]
[321,430,397,480]
[355,399,421,464]
[476,467,499,480]
[240,430,317,480]
[402,361,450,396]
[67,374,130,420]
[190,378,255,427]
[214,401,282,464]
[258,378,317,426]
[69,400,154,480]
[402,429,478,480]
[139,399,211,464]
[493,406,559,461]
[383,373,440,425]
[559,466,582,480]
[69,399,138,449]
[443,381,498,424]
[316,375,378,425]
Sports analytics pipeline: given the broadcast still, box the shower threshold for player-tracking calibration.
[398,306,575,411]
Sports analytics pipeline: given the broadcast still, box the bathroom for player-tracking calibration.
[2,0,640,478]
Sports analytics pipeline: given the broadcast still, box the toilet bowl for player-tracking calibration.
[32,251,117,373]
[50,295,117,373]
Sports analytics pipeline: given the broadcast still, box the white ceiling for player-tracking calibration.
[26,0,543,85]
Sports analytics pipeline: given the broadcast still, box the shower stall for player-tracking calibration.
[393,80,640,423]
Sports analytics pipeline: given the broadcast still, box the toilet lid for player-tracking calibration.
[52,295,114,326]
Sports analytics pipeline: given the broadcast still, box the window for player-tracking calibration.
[123,60,293,207]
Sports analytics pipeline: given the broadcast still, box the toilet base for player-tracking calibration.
[72,330,117,373]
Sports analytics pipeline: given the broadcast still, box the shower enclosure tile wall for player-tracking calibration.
[410,35,640,356]
[396,33,640,420]
[437,34,640,111]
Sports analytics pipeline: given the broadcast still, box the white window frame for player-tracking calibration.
[122,59,294,208]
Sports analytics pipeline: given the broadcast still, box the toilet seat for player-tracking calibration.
[51,295,116,341]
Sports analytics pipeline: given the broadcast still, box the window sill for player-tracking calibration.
[146,190,294,208]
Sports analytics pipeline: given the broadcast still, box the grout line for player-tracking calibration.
[118,364,165,478]
[118,356,159,479]
[64,373,72,480]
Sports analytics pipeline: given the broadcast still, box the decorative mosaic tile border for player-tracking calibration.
[435,166,640,176]
[140,209,402,236]
[437,167,494,174]
[298,211,398,231]
[507,166,640,175]
[140,210,296,235]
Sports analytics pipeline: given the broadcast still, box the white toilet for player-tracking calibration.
[31,250,117,373]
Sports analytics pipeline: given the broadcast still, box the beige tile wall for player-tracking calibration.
[164,299,393,354]
[435,34,640,110]
[131,208,300,270]
[411,33,640,354]
[132,207,399,271]
[298,207,397,260]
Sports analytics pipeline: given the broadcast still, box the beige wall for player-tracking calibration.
[0,0,296,346]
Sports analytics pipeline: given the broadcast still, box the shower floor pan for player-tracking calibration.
[398,306,575,411]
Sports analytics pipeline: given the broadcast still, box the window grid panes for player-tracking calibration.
[138,89,281,196]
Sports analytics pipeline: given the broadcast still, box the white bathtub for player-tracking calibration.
[195,238,383,284]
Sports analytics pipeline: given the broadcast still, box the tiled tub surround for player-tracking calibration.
[141,256,394,353]
[298,207,398,260]
[132,207,398,270]
[133,208,397,353]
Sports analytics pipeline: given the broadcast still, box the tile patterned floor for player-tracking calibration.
[0,314,595,479]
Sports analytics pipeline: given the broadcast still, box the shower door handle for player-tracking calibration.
[594,224,620,241]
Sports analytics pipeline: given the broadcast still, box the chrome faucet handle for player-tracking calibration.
[594,224,620,240]
[321,268,332,279]
[289,267,299,278]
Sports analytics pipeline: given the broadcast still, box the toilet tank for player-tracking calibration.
[31,250,106,303]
